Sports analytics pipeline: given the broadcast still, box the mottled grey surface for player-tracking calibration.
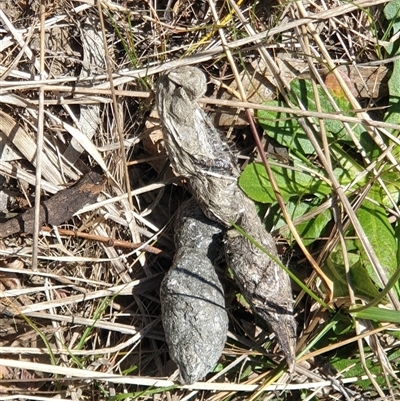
[160,198,228,384]
[157,67,296,372]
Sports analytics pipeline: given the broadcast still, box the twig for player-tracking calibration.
[39,226,163,255]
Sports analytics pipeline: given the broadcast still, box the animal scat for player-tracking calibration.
[156,68,237,181]
[156,66,297,372]
[224,205,296,368]
[160,198,228,384]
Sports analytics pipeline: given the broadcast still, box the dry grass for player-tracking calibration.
[0,0,399,400]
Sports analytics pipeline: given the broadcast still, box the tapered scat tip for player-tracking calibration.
[256,308,297,374]
[272,321,296,373]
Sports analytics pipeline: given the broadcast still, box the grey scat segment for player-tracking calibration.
[160,199,228,385]
[224,210,296,368]
[167,68,207,100]
[195,113,238,174]
[157,66,296,373]
[158,70,237,177]
[173,198,225,259]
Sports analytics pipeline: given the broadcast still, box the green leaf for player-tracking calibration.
[384,0,400,37]
[331,313,354,336]
[257,99,315,155]
[372,170,400,207]
[384,0,400,129]
[396,220,400,265]
[355,199,398,293]
[239,162,331,203]
[258,79,366,162]
[290,79,354,139]
[324,247,380,300]
[274,200,331,246]
[385,60,400,126]
[351,306,400,324]
[330,146,365,188]
[332,348,385,390]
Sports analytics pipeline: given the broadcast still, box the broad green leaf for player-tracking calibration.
[384,0,400,135]
[332,167,354,188]
[303,310,353,355]
[311,311,384,391]
[257,99,315,155]
[330,146,365,189]
[290,79,353,139]
[396,221,400,265]
[384,0,400,37]
[258,79,366,160]
[355,199,398,293]
[359,131,382,160]
[372,170,400,207]
[385,60,400,126]
[332,313,354,336]
[239,162,331,203]
[332,349,385,390]
[274,200,331,246]
[324,247,380,300]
